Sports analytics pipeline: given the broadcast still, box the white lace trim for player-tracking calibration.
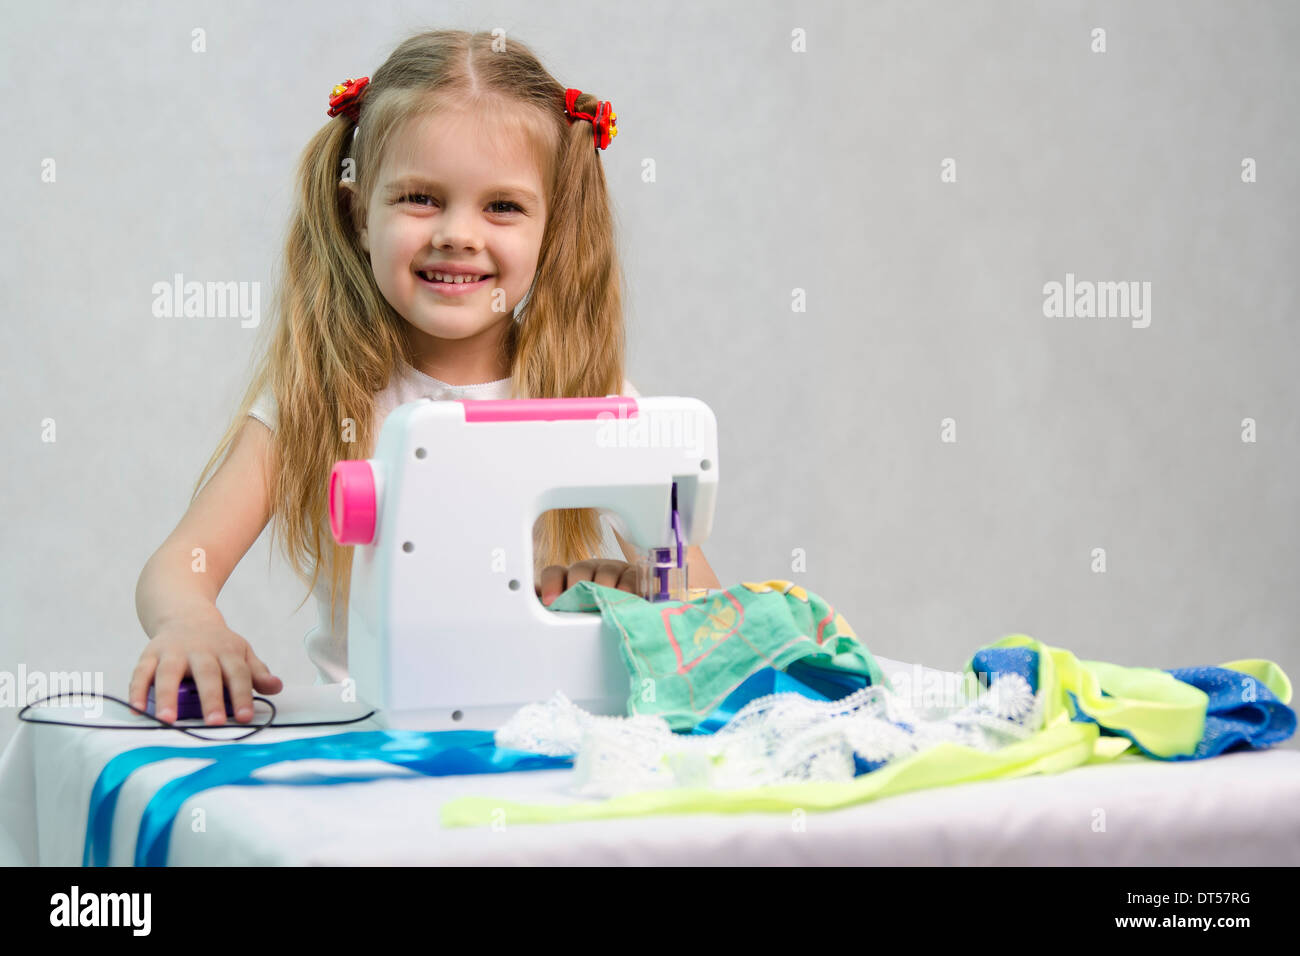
[495,669,1043,797]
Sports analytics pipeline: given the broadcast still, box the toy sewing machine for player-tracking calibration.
[328,394,719,730]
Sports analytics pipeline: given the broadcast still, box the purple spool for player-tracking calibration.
[146,676,233,720]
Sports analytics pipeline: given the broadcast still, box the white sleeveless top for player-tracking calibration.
[248,362,640,683]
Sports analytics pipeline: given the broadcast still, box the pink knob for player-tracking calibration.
[329,460,377,545]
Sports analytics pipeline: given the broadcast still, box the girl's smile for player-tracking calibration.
[414,271,495,296]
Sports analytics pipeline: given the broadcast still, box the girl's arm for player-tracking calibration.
[683,544,722,590]
[613,529,722,591]
[132,419,283,722]
[136,420,274,634]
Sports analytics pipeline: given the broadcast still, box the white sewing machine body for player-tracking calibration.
[329,395,718,730]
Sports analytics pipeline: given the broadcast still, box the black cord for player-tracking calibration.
[16,692,376,742]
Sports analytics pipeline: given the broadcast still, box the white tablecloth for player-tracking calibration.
[3,682,1299,866]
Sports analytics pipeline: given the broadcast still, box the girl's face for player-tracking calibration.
[351,109,547,367]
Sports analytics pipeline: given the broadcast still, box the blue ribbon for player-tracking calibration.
[84,730,571,867]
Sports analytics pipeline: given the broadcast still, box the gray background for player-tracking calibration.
[2,0,1296,753]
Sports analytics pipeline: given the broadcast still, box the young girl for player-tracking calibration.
[132,29,720,727]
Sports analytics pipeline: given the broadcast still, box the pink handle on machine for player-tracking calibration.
[330,460,377,545]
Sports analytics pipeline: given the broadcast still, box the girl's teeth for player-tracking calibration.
[426,272,483,284]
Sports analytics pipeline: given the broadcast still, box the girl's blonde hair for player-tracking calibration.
[193,29,626,629]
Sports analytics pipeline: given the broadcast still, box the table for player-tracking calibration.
[3,684,1298,866]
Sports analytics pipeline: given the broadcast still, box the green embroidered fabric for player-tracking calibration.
[545,578,885,731]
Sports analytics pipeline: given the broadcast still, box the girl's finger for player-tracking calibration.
[188,654,227,726]
[219,654,255,723]
[248,654,284,695]
[617,562,639,595]
[152,656,189,724]
[128,656,159,712]
[592,560,629,590]
[537,564,568,605]
[565,560,599,583]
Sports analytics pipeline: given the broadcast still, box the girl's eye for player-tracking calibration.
[401,194,521,214]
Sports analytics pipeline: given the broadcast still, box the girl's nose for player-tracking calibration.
[432,207,483,252]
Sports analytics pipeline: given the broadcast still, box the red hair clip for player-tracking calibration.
[328,77,370,122]
[564,88,618,150]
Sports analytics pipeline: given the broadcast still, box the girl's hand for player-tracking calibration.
[536,559,639,606]
[129,608,283,726]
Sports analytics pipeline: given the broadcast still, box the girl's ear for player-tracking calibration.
[338,179,369,252]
